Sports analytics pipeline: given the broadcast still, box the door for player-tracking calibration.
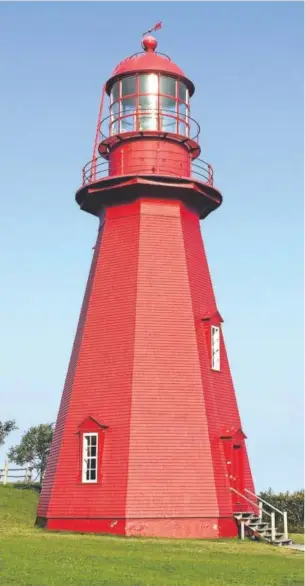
[231,443,244,511]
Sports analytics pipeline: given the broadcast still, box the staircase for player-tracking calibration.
[231,488,292,546]
[234,511,292,546]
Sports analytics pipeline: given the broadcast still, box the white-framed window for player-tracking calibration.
[82,433,98,483]
[211,325,220,371]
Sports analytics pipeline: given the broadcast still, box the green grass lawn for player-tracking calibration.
[0,486,303,586]
[291,533,304,545]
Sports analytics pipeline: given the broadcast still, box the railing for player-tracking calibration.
[82,153,214,187]
[128,50,172,61]
[245,488,289,541]
[231,487,276,541]
[99,110,200,145]
[230,487,289,542]
[112,51,172,77]
[0,460,32,485]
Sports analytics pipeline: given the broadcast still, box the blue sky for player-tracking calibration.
[0,2,303,492]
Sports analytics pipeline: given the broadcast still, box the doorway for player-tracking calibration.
[222,435,245,512]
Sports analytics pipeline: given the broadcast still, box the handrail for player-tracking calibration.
[99,109,200,145]
[230,487,271,517]
[128,50,172,61]
[244,488,284,515]
[244,488,289,540]
[81,153,214,187]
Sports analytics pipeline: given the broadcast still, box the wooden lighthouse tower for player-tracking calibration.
[37,31,256,538]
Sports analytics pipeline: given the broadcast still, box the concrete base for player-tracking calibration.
[35,516,238,539]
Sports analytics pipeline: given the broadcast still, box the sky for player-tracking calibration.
[0,1,303,493]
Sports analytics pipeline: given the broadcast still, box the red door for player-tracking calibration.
[222,438,245,511]
[231,443,244,511]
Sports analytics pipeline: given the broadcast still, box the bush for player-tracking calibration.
[259,488,304,533]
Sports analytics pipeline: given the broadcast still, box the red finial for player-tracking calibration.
[142,34,158,52]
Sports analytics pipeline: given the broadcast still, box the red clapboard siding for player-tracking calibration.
[37,198,255,537]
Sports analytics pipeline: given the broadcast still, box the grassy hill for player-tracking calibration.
[0,485,303,586]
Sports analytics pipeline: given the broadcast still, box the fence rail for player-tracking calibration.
[0,460,32,484]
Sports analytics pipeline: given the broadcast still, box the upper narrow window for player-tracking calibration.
[211,325,220,371]
[82,433,98,483]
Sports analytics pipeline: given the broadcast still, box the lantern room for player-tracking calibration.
[108,71,190,136]
[77,33,222,220]
[105,35,194,138]
[96,35,200,178]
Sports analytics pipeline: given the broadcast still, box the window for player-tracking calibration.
[110,81,120,102]
[120,97,136,132]
[139,73,158,94]
[122,76,136,96]
[211,325,220,371]
[139,94,158,111]
[82,433,98,483]
[108,73,190,138]
[138,112,158,131]
[179,81,188,102]
[160,75,176,97]
[178,102,188,136]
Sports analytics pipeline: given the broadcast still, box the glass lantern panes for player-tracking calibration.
[82,433,98,483]
[160,76,176,97]
[111,102,119,116]
[179,82,188,102]
[139,73,158,94]
[121,76,136,97]
[179,102,188,136]
[139,94,158,111]
[160,96,176,113]
[160,95,177,133]
[110,102,119,136]
[108,73,191,138]
[138,112,158,131]
[120,97,136,132]
[111,81,120,103]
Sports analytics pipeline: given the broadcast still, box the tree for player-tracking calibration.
[0,420,17,447]
[8,423,54,483]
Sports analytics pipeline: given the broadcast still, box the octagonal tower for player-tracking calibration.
[36,33,256,538]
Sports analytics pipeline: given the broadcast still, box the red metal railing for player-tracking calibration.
[99,110,200,144]
[81,151,214,187]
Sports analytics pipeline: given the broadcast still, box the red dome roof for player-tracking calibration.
[105,36,194,96]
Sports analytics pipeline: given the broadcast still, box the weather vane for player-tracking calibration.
[142,21,163,36]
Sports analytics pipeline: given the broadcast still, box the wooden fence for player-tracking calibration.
[0,460,32,484]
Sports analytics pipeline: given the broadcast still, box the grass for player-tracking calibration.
[291,533,304,545]
[0,486,303,586]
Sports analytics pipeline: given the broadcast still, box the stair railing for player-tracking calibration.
[244,488,288,541]
[230,487,276,542]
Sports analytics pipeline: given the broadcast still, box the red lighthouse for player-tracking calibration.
[37,32,256,538]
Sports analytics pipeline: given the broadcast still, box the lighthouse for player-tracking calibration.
[36,32,256,538]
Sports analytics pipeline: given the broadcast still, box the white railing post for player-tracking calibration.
[240,521,245,540]
[271,512,276,542]
[244,488,289,541]
[258,500,263,521]
[3,460,8,485]
[283,511,288,541]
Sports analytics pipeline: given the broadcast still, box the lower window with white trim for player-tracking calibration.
[211,325,220,371]
[82,432,98,483]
